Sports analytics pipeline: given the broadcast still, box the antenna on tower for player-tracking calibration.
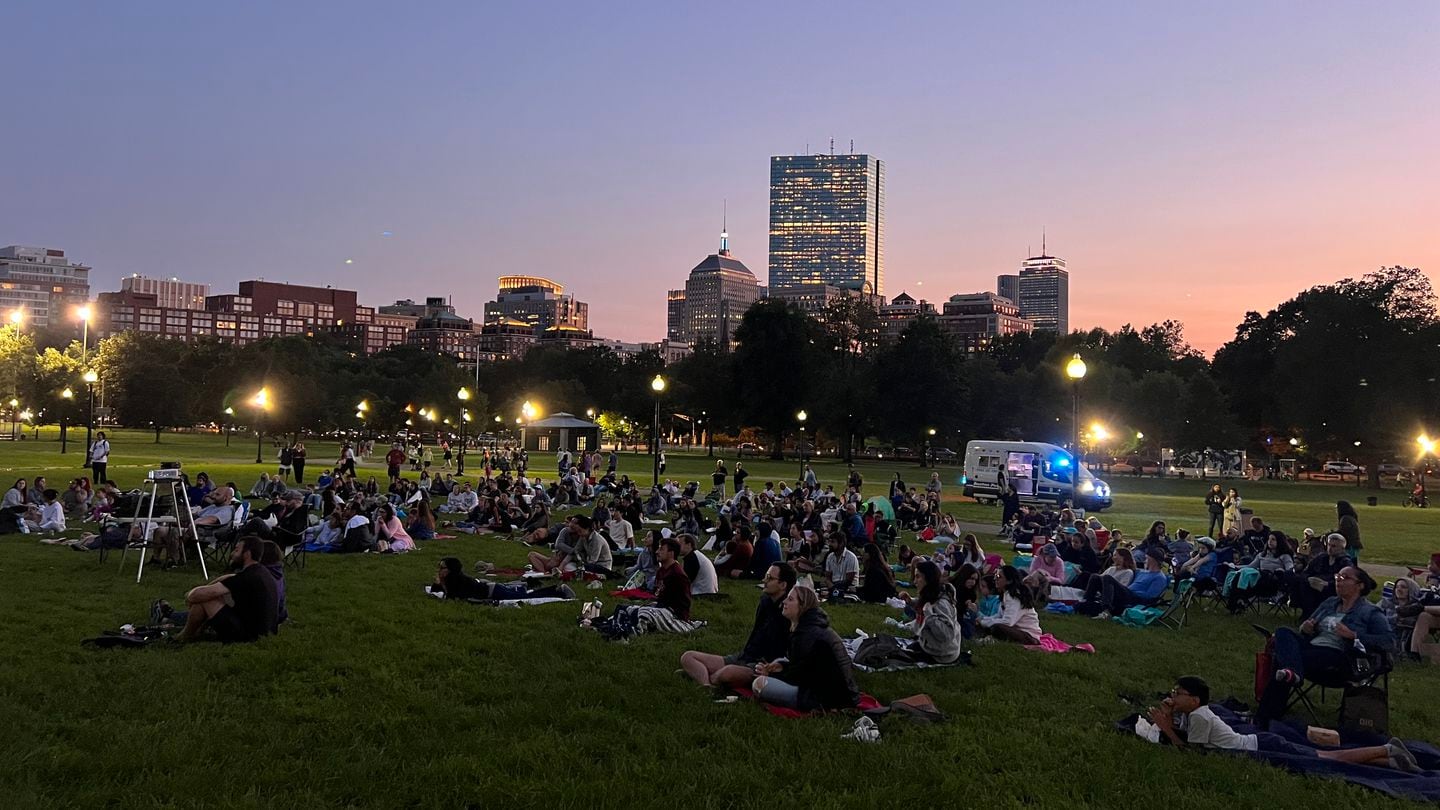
[720,199,729,255]
[830,137,835,155]
[850,139,854,154]
[1042,228,1047,256]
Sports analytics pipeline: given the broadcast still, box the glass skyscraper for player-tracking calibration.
[768,154,885,296]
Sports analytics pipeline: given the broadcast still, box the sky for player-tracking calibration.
[5,2,1439,354]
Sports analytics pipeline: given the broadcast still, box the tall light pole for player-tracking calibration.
[1065,353,1088,507]
[82,370,98,455]
[9,308,24,335]
[60,387,73,453]
[224,406,234,446]
[797,409,808,480]
[702,409,713,457]
[252,387,269,464]
[650,374,666,485]
[76,304,91,362]
[457,388,471,476]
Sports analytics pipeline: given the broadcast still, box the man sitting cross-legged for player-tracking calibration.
[177,535,278,643]
[679,562,795,689]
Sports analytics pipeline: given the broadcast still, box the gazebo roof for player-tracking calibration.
[526,412,598,429]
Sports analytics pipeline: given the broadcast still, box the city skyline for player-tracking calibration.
[4,3,1438,354]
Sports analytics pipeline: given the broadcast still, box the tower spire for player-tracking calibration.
[720,199,729,255]
[1042,228,1047,257]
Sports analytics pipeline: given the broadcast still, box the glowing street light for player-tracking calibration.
[650,375,667,485]
[8,308,23,332]
[797,410,808,478]
[1064,353,1087,506]
[251,386,271,463]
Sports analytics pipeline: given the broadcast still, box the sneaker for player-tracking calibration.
[557,584,576,599]
[841,716,881,743]
[973,636,996,646]
[1387,738,1421,773]
[1274,668,1301,685]
[1095,611,1111,620]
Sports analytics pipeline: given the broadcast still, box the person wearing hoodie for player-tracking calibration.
[751,585,861,711]
[1023,543,1068,597]
[259,541,290,626]
[895,560,963,663]
[745,521,783,579]
[680,562,796,689]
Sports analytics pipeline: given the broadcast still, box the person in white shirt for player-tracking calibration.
[88,431,111,485]
[443,483,478,514]
[821,535,859,600]
[977,565,1043,645]
[605,506,635,550]
[28,488,66,534]
[679,533,718,595]
[1145,676,1421,771]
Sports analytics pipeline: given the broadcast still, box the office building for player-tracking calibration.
[476,320,539,363]
[878,291,936,343]
[205,280,358,325]
[666,232,762,350]
[483,276,588,333]
[769,283,880,319]
[333,307,415,355]
[0,245,91,328]
[120,275,209,310]
[998,251,1069,334]
[407,310,478,362]
[768,153,885,295]
[936,292,1033,352]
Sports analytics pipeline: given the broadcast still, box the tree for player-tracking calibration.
[732,299,824,458]
[875,316,965,451]
[819,295,880,460]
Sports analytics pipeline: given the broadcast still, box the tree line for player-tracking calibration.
[2,267,1433,479]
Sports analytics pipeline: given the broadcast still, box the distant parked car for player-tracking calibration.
[1322,461,1363,475]
[737,442,764,455]
[930,447,958,463]
[1376,462,1409,477]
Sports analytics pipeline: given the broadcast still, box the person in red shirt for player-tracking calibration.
[715,523,754,579]
[654,536,692,621]
[385,445,406,483]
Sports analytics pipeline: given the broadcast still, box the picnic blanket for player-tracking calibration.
[609,588,656,600]
[592,604,705,641]
[1023,633,1095,654]
[731,686,884,718]
[841,634,970,672]
[1122,705,1440,801]
[465,597,572,608]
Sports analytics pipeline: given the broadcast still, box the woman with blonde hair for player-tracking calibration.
[750,586,860,710]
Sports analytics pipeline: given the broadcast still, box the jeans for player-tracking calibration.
[755,676,800,708]
[1101,576,1142,613]
[1255,627,1351,726]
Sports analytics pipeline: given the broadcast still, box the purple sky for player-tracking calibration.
[6,2,1438,353]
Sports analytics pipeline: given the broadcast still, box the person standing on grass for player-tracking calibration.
[177,535,278,643]
[733,462,749,496]
[291,441,308,484]
[1204,483,1224,538]
[1221,487,1243,538]
[88,431,110,487]
[710,460,727,500]
[385,444,405,484]
[1334,500,1362,561]
[680,562,795,689]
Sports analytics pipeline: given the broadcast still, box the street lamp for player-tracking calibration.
[82,370,98,455]
[797,409,808,480]
[1065,353,1088,507]
[76,305,92,363]
[9,308,23,334]
[650,374,667,485]
[251,386,270,463]
[925,427,936,468]
[60,387,73,453]
[224,406,234,446]
[457,387,471,475]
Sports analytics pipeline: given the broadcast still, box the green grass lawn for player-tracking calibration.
[3,432,1438,808]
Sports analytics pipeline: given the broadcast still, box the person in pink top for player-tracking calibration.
[1023,542,1068,597]
[374,503,415,553]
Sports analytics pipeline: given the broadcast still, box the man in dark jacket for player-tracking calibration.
[678,562,796,688]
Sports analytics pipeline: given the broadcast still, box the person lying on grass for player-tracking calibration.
[976,564,1043,645]
[176,535,278,643]
[751,585,861,711]
[1142,675,1421,772]
[680,562,795,689]
[431,558,575,601]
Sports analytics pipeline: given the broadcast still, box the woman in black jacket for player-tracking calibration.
[752,586,861,711]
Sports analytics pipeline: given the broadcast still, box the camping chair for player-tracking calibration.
[277,505,310,570]
[1152,582,1196,630]
[199,500,248,563]
[1285,646,1393,725]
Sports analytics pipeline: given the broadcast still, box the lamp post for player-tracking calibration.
[797,409,808,480]
[252,387,269,463]
[650,374,666,485]
[9,308,24,334]
[1418,435,1437,494]
[1065,353,1088,507]
[224,406,234,446]
[925,427,936,468]
[76,304,91,362]
[457,388,471,476]
[60,387,73,453]
[81,369,98,456]
[702,409,713,457]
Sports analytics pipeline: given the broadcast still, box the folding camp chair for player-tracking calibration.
[1285,648,1393,725]
[1152,583,1195,630]
[202,500,248,564]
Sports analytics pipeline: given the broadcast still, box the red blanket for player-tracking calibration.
[731,686,882,718]
[1023,633,1095,654]
[609,588,656,600]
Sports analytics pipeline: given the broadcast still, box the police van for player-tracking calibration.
[961,440,1113,512]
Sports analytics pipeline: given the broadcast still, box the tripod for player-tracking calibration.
[117,476,206,584]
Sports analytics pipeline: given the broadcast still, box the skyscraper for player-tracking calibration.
[482,276,588,333]
[768,153,884,296]
[667,229,761,350]
[1010,251,1069,334]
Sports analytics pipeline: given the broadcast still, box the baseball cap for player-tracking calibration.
[1041,543,1059,556]
[1196,536,1217,549]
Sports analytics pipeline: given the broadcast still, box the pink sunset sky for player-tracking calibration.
[4,2,1437,355]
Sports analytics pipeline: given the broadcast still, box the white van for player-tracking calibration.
[961,440,1113,511]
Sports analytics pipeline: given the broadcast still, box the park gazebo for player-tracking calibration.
[520,412,600,455]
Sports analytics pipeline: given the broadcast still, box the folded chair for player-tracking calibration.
[1152,582,1196,631]
[1286,646,1393,725]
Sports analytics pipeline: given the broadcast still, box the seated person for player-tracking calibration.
[431,557,574,601]
[791,529,829,575]
[820,534,860,600]
[1236,516,1270,563]
[1022,543,1067,595]
[679,533,718,596]
[679,562,795,688]
[569,516,614,577]
[1167,529,1194,570]
[891,560,963,663]
[652,536,693,620]
[406,499,437,542]
[248,473,273,499]
[1255,566,1393,727]
[1379,577,1424,656]
[441,482,478,514]
[1141,675,1421,772]
[858,543,897,603]
[1076,547,1136,599]
[1224,533,1294,612]
[176,535,279,643]
[1082,547,1170,617]
[305,510,345,549]
[715,524,755,579]
[25,489,66,534]
[373,503,415,553]
[624,529,662,591]
[337,504,375,553]
[977,565,1043,645]
[605,505,635,550]
[1289,532,1351,619]
[1176,536,1218,585]
[750,585,861,711]
[527,516,584,574]
[1058,530,1100,577]
[192,485,237,526]
[745,521,783,579]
